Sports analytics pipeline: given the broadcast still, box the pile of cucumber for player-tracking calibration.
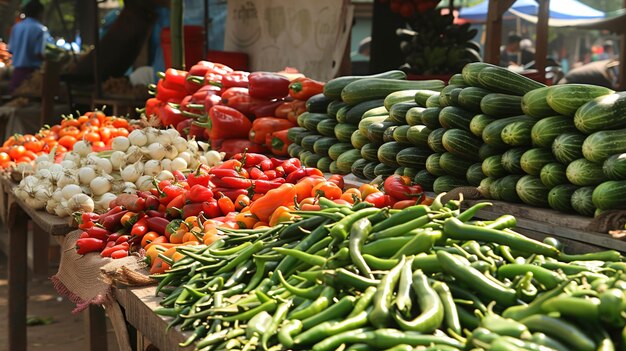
[288,63,626,216]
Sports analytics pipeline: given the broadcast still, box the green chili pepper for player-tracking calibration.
[371,205,429,232]
[288,286,335,320]
[480,312,530,339]
[305,236,333,255]
[222,299,277,322]
[541,295,600,320]
[497,263,564,289]
[391,230,442,259]
[272,224,330,284]
[322,268,380,291]
[433,281,461,335]
[599,288,626,327]
[559,250,623,262]
[371,212,451,241]
[329,207,380,243]
[349,286,377,318]
[369,257,405,328]
[484,214,517,230]
[457,202,492,222]
[520,314,595,351]
[502,280,574,321]
[344,344,370,351]
[540,261,591,274]
[382,345,414,351]
[215,241,264,275]
[311,328,463,351]
[245,261,277,293]
[349,217,374,279]
[276,271,323,299]
[209,241,252,256]
[261,299,293,350]
[195,328,245,349]
[393,269,444,333]
[456,306,480,329]
[530,332,569,351]
[274,247,327,267]
[301,295,355,330]
[362,253,441,273]
[395,256,414,316]
[280,216,328,240]
[153,306,182,317]
[437,251,517,306]
[443,218,560,257]
[277,319,302,348]
[293,310,370,345]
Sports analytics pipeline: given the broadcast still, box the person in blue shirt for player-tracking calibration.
[8,0,50,92]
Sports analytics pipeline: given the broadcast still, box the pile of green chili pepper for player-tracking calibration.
[149,194,626,351]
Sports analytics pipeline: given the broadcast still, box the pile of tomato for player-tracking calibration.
[0,111,134,168]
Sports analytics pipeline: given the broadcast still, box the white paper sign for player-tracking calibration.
[225,0,353,81]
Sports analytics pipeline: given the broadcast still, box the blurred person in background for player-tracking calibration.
[500,34,522,67]
[7,0,51,93]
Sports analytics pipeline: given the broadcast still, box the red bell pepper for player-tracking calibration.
[250,99,287,118]
[217,139,268,159]
[248,72,290,100]
[191,84,222,103]
[197,106,252,140]
[187,185,214,203]
[221,71,249,89]
[201,200,222,218]
[249,117,295,145]
[145,98,165,118]
[146,217,170,236]
[281,158,302,174]
[176,118,192,137]
[221,87,266,116]
[155,79,187,103]
[86,227,111,240]
[158,104,188,128]
[364,192,396,208]
[269,129,291,156]
[383,175,423,201]
[187,165,212,187]
[182,203,204,218]
[233,152,270,168]
[288,77,325,100]
[163,68,188,87]
[75,238,106,255]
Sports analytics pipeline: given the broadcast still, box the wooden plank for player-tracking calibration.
[30,222,50,276]
[84,305,109,351]
[8,200,28,351]
[115,287,193,351]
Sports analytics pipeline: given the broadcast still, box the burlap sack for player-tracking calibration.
[51,230,149,313]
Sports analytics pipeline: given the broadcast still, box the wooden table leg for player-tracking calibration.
[8,206,28,351]
[31,222,50,276]
[84,304,108,351]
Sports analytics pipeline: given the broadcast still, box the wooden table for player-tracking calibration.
[461,198,626,253]
[1,177,109,351]
[115,286,193,351]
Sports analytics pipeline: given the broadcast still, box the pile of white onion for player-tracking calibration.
[13,127,224,216]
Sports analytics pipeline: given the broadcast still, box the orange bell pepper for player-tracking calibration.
[249,117,295,145]
[269,206,297,227]
[270,129,291,156]
[249,183,297,222]
[294,176,326,202]
[288,77,325,100]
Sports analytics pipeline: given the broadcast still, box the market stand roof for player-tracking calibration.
[459,0,605,22]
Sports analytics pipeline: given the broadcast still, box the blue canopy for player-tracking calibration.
[459,0,605,21]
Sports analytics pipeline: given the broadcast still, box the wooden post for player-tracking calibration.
[8,204,28,351]
[619,0,626,90]
[534,0,550,81]
[369,0,405,73]
[92,0,101,99]
[84,305,109,351]
[484,0,516,65]
[170,0,184,69]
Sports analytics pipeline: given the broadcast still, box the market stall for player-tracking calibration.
[3,1,626,349]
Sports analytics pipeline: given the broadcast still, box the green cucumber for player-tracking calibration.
[571,186,596,216]
[342,79,445,105]
[427,128,447,153]
[603,154,626,180]
[317,156,333,173]
[345,99,386,125]
[351,130,370,149]
[317,119,339,137]
[414,170,437,191]
[406,125,431,147]
[540,163,568,188]
[421,107,443,130]
[546,84,614,117]
[327,100,349,118]
[415,90,440,107]
[328,143,354,160]
[396,147,430,169]
[336,149,361,174]
[313,137,340,157]
[426,153,446,176]
[551,132,585,165]
[392,125,411,144]
[351,158,369,179]
[480,93,524,117]
[477,66,546,96]
[458,87,491,113]
[516,175,550,207]
[440,152,474,177]
[592,180,626,210]
[358,115,388,135]
[361,143,380,162]
[406,107,426,126]
[466,163,487,186]
[461,62,496,88]
[482,155,507,178]
[521,86,556,118]
[548,184,579,213]
[566,159,606,186]
[323,70,407,99]
[530,116,577,148]
[520,148,556,176]
[374,163,397,178]
[389,102,419,124]
[384,90,422,110]
[335,123,358,143]
[378,142,406,167]
[501,120,534,147]
[582,128,626,163]
[433,175,468,194]
[363,105,389,118]
[501,147,527,174]
[469,114,497,138]
[306,94,333,113]
[439,106,474,132]
[482,115,536,148]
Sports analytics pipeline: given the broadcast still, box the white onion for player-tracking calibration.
[128,129,148,146]
[35,168,52,179]
[170,157,188,171]
[145,128,160,144]
[22,175,39,188]
[156,131,175,145]
[73,141,92,157]
[84,154,101,166]
[112,136,131,152]
[143,159,161,176]
[67,193,95,213]
[63,151,81,163]
[60,160,77,169]
[90,176,112,196]
[25,197,46,210]
[121,163,143,182]
[172,136,188,153]
[156,170,174,181]
[144,143,166,161]
[35,155,50,163]
[33,186,51,202]
[80,185,92,196]
[126,145,144,163]
[55,203,70,217]
[177,151,192,165]
[135,175,153,191]
[52,190,64,202]
[14,188,29,201]
[95,193,117,210]
[61,184,82,200]
[46,199,58,214]
[189,140,202,153]
[110,151,126,170]
[164,145,178,160]
[57,172,78,188]
[49,164,63,173]
[95,158,113,174]
[78,167,97,184]
[205,150,222,165]
[35,160,53,172]
[160,158,172,171]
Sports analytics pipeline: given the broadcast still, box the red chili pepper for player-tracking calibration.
[209,168,241,178]
[110,193,147,213]
[221,71,249,89]
[101,242,130,258]
[86,227,111,240]
[158,183,186,205]
[187,165,212,187]
[100,210,129,232]
[79,232,90,239]
[218,139,268,159]
[263,170,278,180]
[143,196,160,211]
[285,168,307,184]
[98,206,123,221]
[259,159,274,171]
[328,174,345,189]
[166,194,185,218]
[182,202,204,218]
[383,175,423,201]
[115,235,130,245]
[248,72,291,100]
[252,179,284,194]
[233,152,270,168]
[81,212,100,225]
[146,210,166,218]
[111,250,129,259]
[217,196,236,215]
[76,238,106,255]
[288,77,325,100]
[107,234,120,243]
[202,199,222,218]
[364,192,396,208]
[172,170,187,183]
[249,167,267,180]
[131,218,149,237]
[213,188,249,202]
[211,176,253,189]
[187,185,214,203]
[281,158,301,174]
[145,217,170,236]
[274,166,286,178]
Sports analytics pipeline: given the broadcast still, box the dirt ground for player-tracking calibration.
[0,247,120,351]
